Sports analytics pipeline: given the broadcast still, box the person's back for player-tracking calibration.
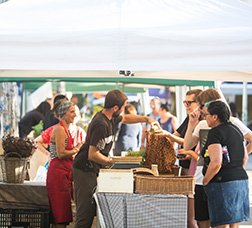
[19,101,51,138]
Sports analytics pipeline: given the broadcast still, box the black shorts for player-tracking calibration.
[194,185,209,221]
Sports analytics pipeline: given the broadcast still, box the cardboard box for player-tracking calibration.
[97,169,134,193]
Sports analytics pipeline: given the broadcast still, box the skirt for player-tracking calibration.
[204,179,250,227]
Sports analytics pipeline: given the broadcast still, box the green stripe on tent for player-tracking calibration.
[0,77,214,87]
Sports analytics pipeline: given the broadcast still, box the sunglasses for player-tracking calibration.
[200,101,213,109]
[199,103,205,109]
[183,100,196,106]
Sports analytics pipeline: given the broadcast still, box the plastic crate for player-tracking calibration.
[0,208,50,228]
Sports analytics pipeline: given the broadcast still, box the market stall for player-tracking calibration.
[95,193,187,228]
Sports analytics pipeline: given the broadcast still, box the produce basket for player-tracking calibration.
[134,175,195,195]
[0,152,30,183]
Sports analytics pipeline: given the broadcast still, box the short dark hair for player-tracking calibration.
[104,90,128,109]
[53,94,67,105]
[207,100,230,123]
[160,103,170,112]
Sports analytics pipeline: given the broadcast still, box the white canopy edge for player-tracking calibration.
[0,70,251,82]
[0,0,252,82]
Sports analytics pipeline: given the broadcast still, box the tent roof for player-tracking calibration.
[0,0,252,82]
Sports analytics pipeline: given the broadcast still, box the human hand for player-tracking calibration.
[176,149,190,160]
[188,108,201,125]
[150,121,162,132]
[203,177,208,186]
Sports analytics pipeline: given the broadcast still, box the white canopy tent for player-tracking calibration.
[0,0,251,82]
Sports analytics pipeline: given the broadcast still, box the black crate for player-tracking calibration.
[0,208,50,228]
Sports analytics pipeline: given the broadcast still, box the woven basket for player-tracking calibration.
[134,175,195,195]
[0,152,29,183]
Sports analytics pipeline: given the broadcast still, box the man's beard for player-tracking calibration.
[112,110,121,118]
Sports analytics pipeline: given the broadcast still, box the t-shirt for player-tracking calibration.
[73,111,122,173]
[193,117,250,185]
[203,123,248,183]
[18,110,44,138]
[176,116,192,169]
[176,116,189,138]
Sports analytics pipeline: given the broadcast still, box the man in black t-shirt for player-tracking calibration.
[73,89,156,228]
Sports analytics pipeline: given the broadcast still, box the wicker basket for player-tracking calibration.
[134,175,195,195]
[0,153,30,183]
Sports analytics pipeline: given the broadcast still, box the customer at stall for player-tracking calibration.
[158,103,178,133]
[114,103,142,155]
[202,100,249,227]
[46,99,83,228]
[141,96,161,149]
[163,89,202,228]
[72,89,156,228]
[184,88,252,228]
[18,100,51,138]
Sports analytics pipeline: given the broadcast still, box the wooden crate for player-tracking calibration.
[134,175,195,195]
[97,169,134,193]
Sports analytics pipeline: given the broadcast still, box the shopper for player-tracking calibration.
[184,88,252,228]
[203,100,249,227]
[19,100,51,138]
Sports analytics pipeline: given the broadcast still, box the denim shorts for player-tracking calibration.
[204,179,250,227]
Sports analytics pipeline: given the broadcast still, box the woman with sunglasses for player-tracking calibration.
[184,88,252,228]
[202,100,249,227]
[164,89,202,228]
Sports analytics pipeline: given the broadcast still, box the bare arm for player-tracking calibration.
[163,131,184,146]
[121,114,156,125]
[184,110,200,150]
[244,131,252,155]
[88,145,113,165]
[178,148,199,161]
[54,126,82,159]
[203,144,222,186]
[243,143,248,167]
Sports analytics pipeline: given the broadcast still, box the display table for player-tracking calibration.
[95,193,187,228]
[0,181,49,209]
